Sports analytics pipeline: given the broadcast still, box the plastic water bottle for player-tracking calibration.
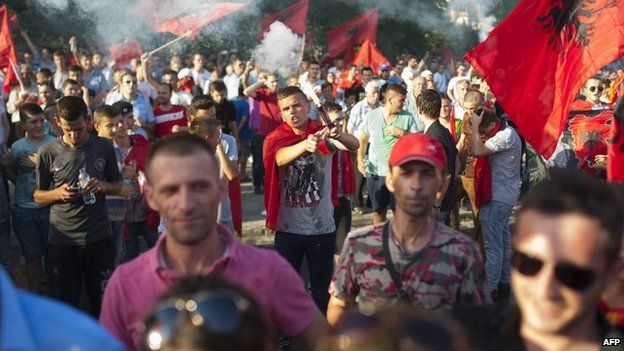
[79,167,96,205]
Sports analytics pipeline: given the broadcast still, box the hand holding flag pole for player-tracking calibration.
[8,57,24,92]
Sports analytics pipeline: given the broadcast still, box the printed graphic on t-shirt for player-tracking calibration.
[284,154,322,208]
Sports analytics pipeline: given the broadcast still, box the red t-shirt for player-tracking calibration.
[153,105,187,138]
[255,89,282,136]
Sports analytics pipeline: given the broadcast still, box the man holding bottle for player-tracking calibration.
[34,96,122,317]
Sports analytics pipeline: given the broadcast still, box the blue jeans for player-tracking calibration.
[12,207,50,260]
[274,231,335,312]
[479,201,513,292]
[124,221,159,262]
[110,220,124,265]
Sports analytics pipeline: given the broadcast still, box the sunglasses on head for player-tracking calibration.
[142,289,250,350]
[588,86,604,93]
[511,251,596,291]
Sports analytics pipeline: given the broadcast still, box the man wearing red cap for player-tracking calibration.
[328,133,489,325]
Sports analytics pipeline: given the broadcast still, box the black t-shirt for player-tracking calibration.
[36,136,122,245]
[215,100,236,134]
[426,120,458,213]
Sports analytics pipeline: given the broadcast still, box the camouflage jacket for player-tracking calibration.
[330,222,491,311]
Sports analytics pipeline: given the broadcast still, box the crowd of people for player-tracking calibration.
[0,34,623,351]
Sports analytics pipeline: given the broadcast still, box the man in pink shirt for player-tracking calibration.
[100,134,328,351]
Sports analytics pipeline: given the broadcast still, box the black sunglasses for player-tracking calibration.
[588,86,604,93]
[511,251,596,291]
[141,289,250,350]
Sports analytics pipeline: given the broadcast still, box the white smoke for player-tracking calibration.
[252,21,303,74]
[31,0,255,49]
[447,0,498,41]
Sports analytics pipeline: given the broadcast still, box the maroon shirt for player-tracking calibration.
[256,88,282,136]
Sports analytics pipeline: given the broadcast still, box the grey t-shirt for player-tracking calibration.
[485,126,522,206]
[12,135,56,209]
[275,146,336,235]
[36,136,122,245]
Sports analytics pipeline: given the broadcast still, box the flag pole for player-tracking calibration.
[148,31,192,56]
[8,57,24,92]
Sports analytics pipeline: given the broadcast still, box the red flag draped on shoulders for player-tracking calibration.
[0,6,18,94]
[263,120,329,231]
[259,0,309,38]
[327,7,378,59]
[465,0,624,158]
[351,39,389,73]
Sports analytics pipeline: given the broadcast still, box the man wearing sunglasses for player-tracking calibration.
[100,134,328,350]
[582,77,609,110]
[455,170,624,350]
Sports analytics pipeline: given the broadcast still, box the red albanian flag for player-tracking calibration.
[109,40,143,66]
[259,0,309,39]
[465,0,624,158]
[0,6,19,94]
[608,98,624,183]
[327,7,378,59]
[156,2,248,39]
[351,39,389,74]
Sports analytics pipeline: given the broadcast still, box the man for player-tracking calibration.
[358,66,375,101]
[337,64,362,99]
[0,265,124,350]
[447,63,470,103]
[347,81,381,211]
[93,105,133,265]
[100,134,328,350]
[470,108,522,298]
[67,64,92,107]
[205,81,235,135]
[34,96,122,317]
[1,104,55,293]
[264,86,359,313]
[152,83,187,138]
[244,72,281,195]
[404,76,427,131]
[358,84,418,224]
[329,133,489,326]
[299,61,323,92]
[320,82,347,111]
[433,64,449,93]
[438,93,456,140]
[161,69,192,106]
[581,77,610,109]
[52,51,68,90]
[190,53,212,89]
[106,72,155,137]
[400,56,425,85]
[455,170,624,350]
[221,58,246,100]
[37,81,61,136]
[79,52,108,106]
[416,89,458,224]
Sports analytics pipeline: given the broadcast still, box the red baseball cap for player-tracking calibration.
[389,133,447,170]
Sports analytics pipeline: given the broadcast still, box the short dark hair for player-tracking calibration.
[188,95,215,119]
[209,80,227,93]
[276,86,307,103]
[323,101,342,114]
[93,105,121,124]
[309,61,320,67]
[321,82,333,91]
[19,103,44,123]
[146,134,218,182]
[361,66,373,74]
[56,96,88,121]
[37,68,53,78]
[68,64,83,74]
[189,117,221,138]
[386,83,407,96]
[162,69,178,77]
[415,89,441,119]
[62,79,79,91]
[517,169,624,266]
[478,109,499,130]
[142,275,274,351]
